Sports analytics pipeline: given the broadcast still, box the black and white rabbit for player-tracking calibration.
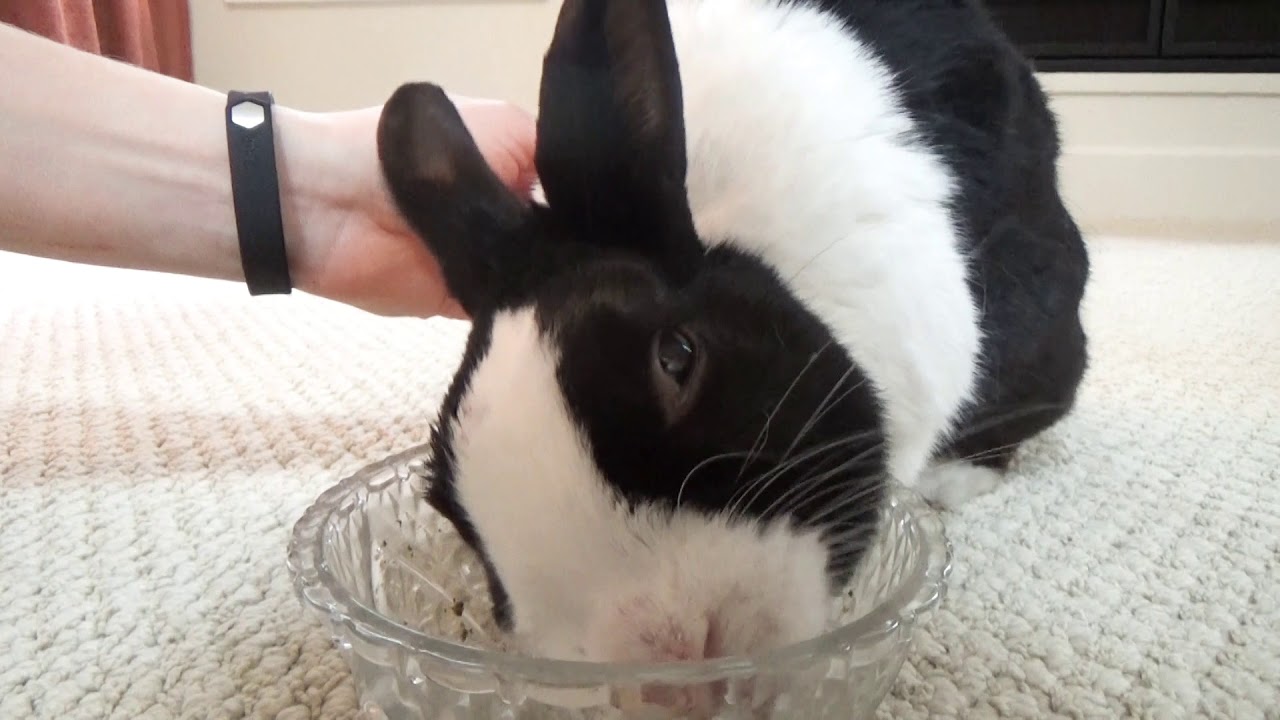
[377,0,1088,674]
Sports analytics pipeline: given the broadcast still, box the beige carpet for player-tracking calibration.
[1,235,1277,720]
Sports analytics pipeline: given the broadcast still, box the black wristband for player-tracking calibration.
[225,90,292,295]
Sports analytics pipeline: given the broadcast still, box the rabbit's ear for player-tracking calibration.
[534,0,702,280]
[378,82,547,317]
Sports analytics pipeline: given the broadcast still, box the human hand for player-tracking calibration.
[283,94,538,318]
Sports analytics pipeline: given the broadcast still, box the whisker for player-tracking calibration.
[675,449,760,510]
[803,477,889,529]
[780,365,864,466]
[738,457,845,525]
[795,403,1069,524]
[727,368,867,519]
[726,430,868,520]
[782,469,887,530]
[929,440,1025,470]
[943,401,1074,445]
[757,442,885,523]
[726,428,883,522]
[824,537,882,568]
[787,237,844,286]
[821,528,883,555]
[693,398,1069,530]
[736,341,834,482]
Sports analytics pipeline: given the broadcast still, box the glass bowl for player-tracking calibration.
[287,444,951,720]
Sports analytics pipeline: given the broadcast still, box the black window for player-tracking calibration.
[984,0,1280,72]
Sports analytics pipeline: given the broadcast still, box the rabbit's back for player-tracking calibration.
[667,0,1089,493]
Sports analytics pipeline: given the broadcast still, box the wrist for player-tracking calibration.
[270,105,351,298]
[269,103,407,310]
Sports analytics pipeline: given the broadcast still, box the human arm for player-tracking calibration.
[0,22,537,318]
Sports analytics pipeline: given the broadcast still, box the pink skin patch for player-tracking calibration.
[597,598,735,717]
[604,597,714,662]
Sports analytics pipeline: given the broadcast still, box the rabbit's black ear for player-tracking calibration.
[377,82,541,316]
[535,0,701,279]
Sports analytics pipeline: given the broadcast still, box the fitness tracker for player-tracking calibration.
[225,90,292,296]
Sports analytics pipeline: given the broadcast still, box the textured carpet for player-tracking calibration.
[1,235,1277,720]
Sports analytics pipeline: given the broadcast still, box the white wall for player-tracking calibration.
[192,0,560,112]
[193,1,1279,239]
[1041,73,1279,239]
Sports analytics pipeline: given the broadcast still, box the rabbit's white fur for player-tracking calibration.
[671,0,981,490]
[445,0,980,663]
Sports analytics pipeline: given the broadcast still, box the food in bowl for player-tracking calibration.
[287,446,950,719]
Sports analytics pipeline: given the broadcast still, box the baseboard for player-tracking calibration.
[1040,73,1280,239]
[1060,147,1280,240]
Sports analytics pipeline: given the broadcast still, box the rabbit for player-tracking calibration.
[376,0,1088,685]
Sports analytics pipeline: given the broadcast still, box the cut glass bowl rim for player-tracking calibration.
[287,443,953,686]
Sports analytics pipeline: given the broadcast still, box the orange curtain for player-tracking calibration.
[1,1,193,81]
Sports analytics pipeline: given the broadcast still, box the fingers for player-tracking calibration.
[436,297,469,320]
[452,97,539,198]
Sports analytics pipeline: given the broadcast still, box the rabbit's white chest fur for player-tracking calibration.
[671,0,982,487]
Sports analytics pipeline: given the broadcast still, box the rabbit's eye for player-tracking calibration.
[656,329,696,384]
[651,327,704,423]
